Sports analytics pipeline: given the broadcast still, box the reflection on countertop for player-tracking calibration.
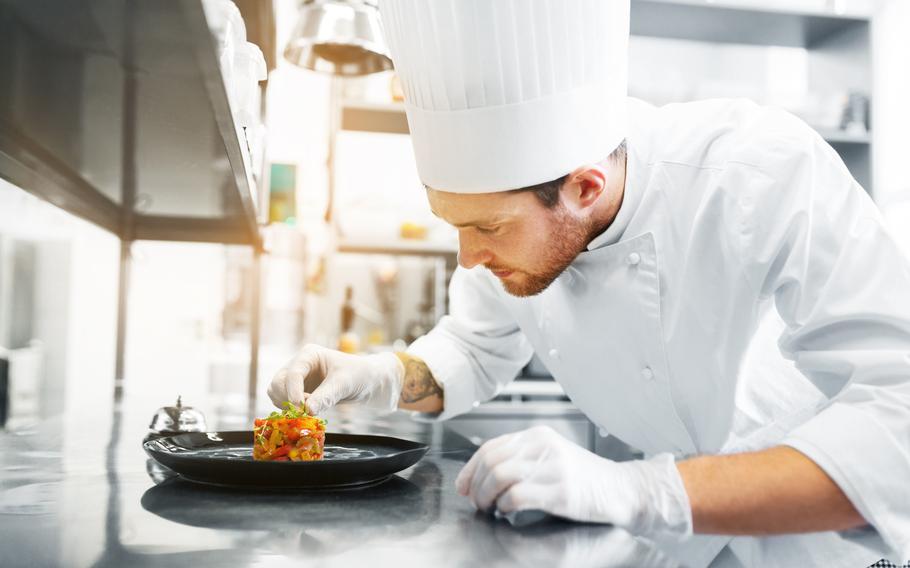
[0,403,681,568]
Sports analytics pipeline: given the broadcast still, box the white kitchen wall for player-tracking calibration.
[0,178,119,425]
[122,242,228,409]
[872,0,910,209]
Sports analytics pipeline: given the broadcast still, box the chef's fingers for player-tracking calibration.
[466,437,533,505]
[494,481,546,515]
[456,435,508,494]
[298,392,313,414]
[285,365,307,407]
[306,379,340,416]
[285,354,314,383]
[456,431,523,495]
[267,368,288,408]
[471,459,527,512]
[287,345,329,404]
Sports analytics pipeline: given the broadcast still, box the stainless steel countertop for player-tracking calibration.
[0,404,683,568]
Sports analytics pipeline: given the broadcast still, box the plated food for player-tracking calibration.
[144,430,430,489]
[253,403,326,462]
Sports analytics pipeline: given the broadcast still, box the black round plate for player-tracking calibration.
[143,431,429,489]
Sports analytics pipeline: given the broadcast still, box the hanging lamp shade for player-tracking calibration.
[283,0,392,76]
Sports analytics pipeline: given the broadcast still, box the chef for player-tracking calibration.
[267,0,910,565]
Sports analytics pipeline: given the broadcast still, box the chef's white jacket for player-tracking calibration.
[408,98,910,566]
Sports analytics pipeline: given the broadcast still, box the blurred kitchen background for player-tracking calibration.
[1,0,909,454]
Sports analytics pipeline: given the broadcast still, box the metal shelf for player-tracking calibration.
[341,100,868,149]
[337,237,457,258]
[0,0,269,407]
[814,127,871,145]
[630,0,869,48]
[0,119,123,236]
[0,0,262,248]
[499,380,566,399]
[455,400,586,419]
[180,0,262,247]
[341,101,409,135]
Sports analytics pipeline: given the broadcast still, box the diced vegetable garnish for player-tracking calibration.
[253,402,326,462]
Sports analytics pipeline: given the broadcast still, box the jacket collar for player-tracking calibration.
[586,140,644,251]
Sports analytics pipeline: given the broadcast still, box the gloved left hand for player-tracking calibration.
[455,425,693,543]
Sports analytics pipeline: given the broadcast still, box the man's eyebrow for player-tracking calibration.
[429,209,501,229]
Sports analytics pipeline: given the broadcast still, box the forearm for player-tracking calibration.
[676,445,867,535]
[394,352,444,414]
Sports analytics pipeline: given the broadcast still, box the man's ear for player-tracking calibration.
[563,164,607,210]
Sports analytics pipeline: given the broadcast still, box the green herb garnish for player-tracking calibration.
[263,402,326,423]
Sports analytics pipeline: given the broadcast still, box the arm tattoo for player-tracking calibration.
[396,353,444,403]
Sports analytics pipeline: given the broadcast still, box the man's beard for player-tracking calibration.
[493,206,596,298]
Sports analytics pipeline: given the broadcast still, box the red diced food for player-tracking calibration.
[253,403,327,462]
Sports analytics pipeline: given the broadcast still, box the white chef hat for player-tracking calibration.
[378,0,630,193]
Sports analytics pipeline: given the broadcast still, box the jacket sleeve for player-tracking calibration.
[406,266,534,420]
[734,110,910,560]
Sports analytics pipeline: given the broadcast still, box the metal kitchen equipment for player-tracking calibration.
[284,0,392,76]
[0,0,277,417]
[144,396,209,443]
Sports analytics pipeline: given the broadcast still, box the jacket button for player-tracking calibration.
[641,367,654,381]
[548,348,560,360]
[626,252,641,266]
[598,427,609,437]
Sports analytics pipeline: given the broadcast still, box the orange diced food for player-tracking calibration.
[253,403,326,462]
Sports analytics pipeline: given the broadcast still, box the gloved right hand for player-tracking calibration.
[456,425,693,544]
[267,345,404,416]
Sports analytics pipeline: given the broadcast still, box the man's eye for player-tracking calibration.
[476,226,499,235]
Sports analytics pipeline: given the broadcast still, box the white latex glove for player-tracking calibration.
[267,345,404,415]
[455,425,693,544]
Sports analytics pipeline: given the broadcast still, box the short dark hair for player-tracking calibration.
[516,139,627,209]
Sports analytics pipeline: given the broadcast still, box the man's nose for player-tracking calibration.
[458,234,491,269]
